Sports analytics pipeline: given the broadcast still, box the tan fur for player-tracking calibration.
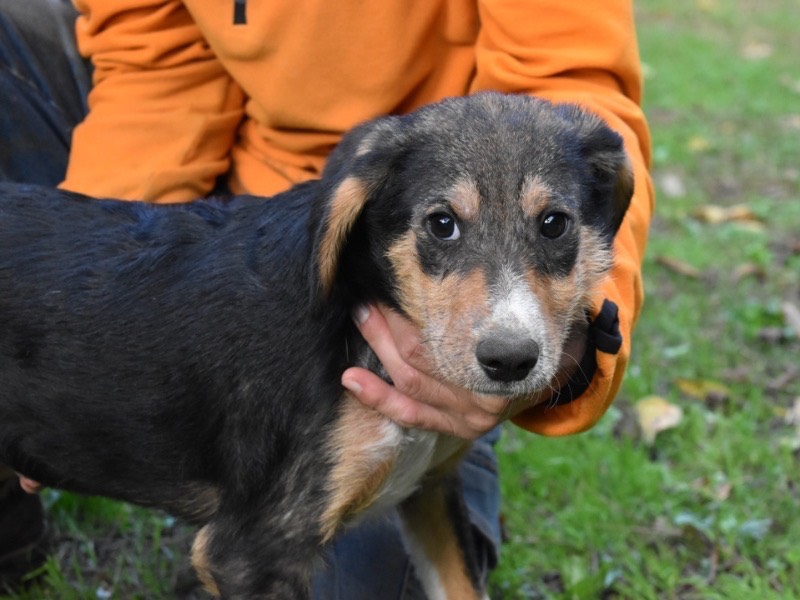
[387,232,492,386]
[191,525,220,597]
[400,481,480,600]
[446,179,481,222]
[319,394,399,542]
[317,177,370,297]
[519,175,553,218]
[525,226,612,347]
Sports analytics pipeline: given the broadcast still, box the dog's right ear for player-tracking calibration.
[556,104,634,240]
[310,116,405,304]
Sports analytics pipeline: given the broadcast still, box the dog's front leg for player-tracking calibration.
[398,476,487,600]
[191,514,321,600]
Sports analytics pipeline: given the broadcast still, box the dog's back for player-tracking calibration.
[0,184,345,517]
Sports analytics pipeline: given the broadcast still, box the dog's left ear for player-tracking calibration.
[310,115,405,302]
[560,105,634,239]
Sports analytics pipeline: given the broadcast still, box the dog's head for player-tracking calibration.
[311,93,633,397]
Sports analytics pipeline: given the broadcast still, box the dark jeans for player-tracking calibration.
[0,0,90,185]
[0,2,503,597]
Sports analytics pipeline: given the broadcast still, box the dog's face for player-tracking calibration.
[313,93,633,398]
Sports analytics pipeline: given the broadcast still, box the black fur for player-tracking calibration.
[0,93,632,598]
[1,184,349,595]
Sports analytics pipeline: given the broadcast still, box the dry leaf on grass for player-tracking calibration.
[656,255,703,279]
[675,378,731,403]
[692,204,764,225]
[695,0,718,12]
[740,41,773,60]
[635,396,684,445]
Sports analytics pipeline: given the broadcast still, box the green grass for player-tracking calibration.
[4,1,800,598]
[7,491,193,599]
[490,0,800,597]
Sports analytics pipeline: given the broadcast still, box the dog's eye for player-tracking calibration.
[540,212,569,239]
[428,213,461,241]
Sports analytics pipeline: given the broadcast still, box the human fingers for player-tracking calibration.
[347,304,507,438]
[342,366,462,437]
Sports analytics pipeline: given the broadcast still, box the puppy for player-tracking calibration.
[0,93,632,599]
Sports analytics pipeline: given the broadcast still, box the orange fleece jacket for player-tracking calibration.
[63,0,653,436]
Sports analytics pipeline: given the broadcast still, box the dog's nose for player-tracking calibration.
[476,334,539,382]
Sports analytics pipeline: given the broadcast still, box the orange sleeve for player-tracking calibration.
[61,0,245,202]
[468,0,654,435]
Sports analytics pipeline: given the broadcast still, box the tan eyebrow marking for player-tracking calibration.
[520,175,553,218]
[445,179,481,223]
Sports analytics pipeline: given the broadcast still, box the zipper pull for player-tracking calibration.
[233,0,246,25]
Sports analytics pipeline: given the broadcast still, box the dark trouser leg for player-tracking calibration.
[0,0,90,185]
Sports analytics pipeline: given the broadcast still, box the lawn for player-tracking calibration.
[4,1,800,598]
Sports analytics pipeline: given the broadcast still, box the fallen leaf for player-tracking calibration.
[740,41,773,60]
[656,255,703,278]
[695,0,718,11]
[731,221,767,233]
[675,378,731,403]
[693,204,727,224]
[692,204,763,225]
[635,396,684,445]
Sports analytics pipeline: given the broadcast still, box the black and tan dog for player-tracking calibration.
[0,93,632,599]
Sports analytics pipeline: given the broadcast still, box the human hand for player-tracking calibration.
[341,304,588,441]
